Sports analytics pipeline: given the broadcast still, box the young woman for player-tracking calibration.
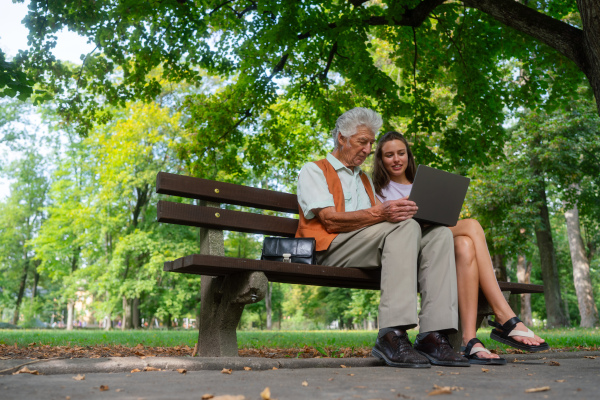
[372,131,549,365]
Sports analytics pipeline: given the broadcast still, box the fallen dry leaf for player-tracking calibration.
[115,389,122,392]
[340,365,347,368]
[143,366,161,372]
[131,368,142,373]
[328,378,334,381]
[436,371,444,375]
[260,387,271,400]
[555,380,565,383]
[481,368,489,373]
[434,384,464,392]
[192,343,198,357]
[584,356,597,359]
[272,367,278,370]
[525,386,550,393]
[348,373,355,376]
[243,367,252,371]
[13,366,39,375]
[177,368,187,374]
[99,385,109,391]
[221,368,233,375]
[302,381,308,387]
[72,374,85,381]
[201,394,214,399]
[450,372,460,375]
[549,361,560,366]
[428,388,452,396]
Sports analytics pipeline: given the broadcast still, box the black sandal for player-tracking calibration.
[462,338,507,365]
[489,317,550,352]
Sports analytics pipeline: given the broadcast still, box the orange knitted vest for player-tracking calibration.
[296,158,375,251]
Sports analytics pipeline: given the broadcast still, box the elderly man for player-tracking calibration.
[296,107,468,368]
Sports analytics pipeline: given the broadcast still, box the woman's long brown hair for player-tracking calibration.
[372,131,417,198]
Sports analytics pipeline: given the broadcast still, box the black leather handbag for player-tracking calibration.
[261,237,316,264]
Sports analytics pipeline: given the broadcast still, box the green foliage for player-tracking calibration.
[0,50,33,101]
[17,0,594,175]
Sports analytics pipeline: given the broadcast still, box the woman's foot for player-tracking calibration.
[462,338,506,365]
[489,316,550,352]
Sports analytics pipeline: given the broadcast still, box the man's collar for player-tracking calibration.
[327,153,362,174]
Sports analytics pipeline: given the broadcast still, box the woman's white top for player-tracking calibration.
[376,180,413,203]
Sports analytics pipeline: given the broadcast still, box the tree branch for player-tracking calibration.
[320,42,337,81]
[461,0,586,71]
[367,0,447,27]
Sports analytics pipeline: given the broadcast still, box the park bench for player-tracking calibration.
[156,171,544,357]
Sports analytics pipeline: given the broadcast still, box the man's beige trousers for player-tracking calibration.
[317,219,458,333]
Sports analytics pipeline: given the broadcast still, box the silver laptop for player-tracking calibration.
[408,165,470,226]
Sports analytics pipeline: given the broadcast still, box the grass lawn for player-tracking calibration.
[1,327,598,354]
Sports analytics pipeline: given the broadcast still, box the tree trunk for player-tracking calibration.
[132,297,141,329]
[31,266,40,299]
[122,297,133,330]
[266,282,272,330]
[564,202,599,327]
[492,254,507,281]
[516,255,533,326]
[66,301,75,331]
[577,0,600,114]
[12,260,29,326]
[532,177,569,327]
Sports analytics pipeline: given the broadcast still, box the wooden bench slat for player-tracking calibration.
[163,254,544,294]
[166,254,382,290]
[157,200,298,236]
[494,281,544,294]
[156,172,299,214]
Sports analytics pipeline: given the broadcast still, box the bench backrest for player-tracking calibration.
[156,172,299,236]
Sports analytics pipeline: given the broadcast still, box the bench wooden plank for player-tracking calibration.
[157,200,298,236]
[156,172,299,214]
[165,254,382,290]
[164,254,544,294]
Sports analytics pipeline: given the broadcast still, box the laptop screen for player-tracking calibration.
[408,165,470,226]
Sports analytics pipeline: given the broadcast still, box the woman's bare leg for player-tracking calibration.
[449,219,545,348]
[454,235,499,359]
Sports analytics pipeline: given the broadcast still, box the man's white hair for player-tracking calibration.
[331,107,383,147]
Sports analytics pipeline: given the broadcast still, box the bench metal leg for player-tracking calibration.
[198,271,268,357]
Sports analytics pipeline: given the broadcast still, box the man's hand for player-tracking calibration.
[380,197,418,222]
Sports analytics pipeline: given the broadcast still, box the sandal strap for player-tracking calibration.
[489,316,522,334]
[470,346,491,355]
[464,338,485,356]
[508,327,534,338]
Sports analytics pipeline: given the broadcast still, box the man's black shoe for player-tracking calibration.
[372,330,431,368]
[414,331,470,367]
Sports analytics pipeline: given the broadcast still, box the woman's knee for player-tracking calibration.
[462,218,484,235]
[454,235,475,265]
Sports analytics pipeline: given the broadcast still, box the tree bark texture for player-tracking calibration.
[122,297,133,330]
[516,255,533,326]
[492,254,507,282]
[66,301,74,331]
[564,203,599,327]
[266,282,272,330]
[532,178,569,327]
[132,297,141,329]
[12,259,29,326]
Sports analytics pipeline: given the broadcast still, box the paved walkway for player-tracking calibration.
[1,350,598,399]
